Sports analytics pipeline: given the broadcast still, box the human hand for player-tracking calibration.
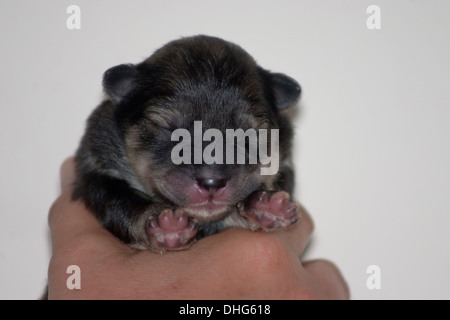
[47,158,349,300]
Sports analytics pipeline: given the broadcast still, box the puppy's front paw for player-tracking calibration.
[146,209,198,252]
[238,191,300,230]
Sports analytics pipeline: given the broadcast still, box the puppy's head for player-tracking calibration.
[103,35,301,221]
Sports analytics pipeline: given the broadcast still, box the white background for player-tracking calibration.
[0,0,449,300]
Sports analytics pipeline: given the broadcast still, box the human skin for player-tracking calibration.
[47,158,349,300]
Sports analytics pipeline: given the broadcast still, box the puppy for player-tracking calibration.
[73,35,302,252]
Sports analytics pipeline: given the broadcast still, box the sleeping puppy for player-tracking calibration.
[73,35,302,252]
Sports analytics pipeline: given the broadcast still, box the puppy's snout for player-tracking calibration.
[196,178,227,192]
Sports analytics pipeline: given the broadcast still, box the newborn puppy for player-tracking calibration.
[73,35,301,252]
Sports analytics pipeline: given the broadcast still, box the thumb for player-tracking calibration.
[48,158,122,254]
[59,157,77,193]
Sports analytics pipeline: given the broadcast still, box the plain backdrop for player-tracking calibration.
[1,0,449,300]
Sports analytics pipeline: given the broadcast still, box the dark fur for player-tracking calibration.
[73,35,301,249]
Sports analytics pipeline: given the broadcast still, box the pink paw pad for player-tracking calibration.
[146,209,198,251]
[238,191,299,230]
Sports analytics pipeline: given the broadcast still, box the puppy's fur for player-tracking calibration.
[73,35,301,251]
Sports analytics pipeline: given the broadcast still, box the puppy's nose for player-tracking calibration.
[196,178,227,191]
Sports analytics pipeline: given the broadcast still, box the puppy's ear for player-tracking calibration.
[103,64,138,105]
[271,73,301,111]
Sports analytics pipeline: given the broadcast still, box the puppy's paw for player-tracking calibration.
[238,191,299,230]
[146,209,198,252]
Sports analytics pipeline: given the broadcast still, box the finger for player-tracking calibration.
[59,157,77,193]
[48,157,77,227]
[303,259,350,300]
[275,203,314,257]
[196,202,314,258]
[48,159,123,254]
